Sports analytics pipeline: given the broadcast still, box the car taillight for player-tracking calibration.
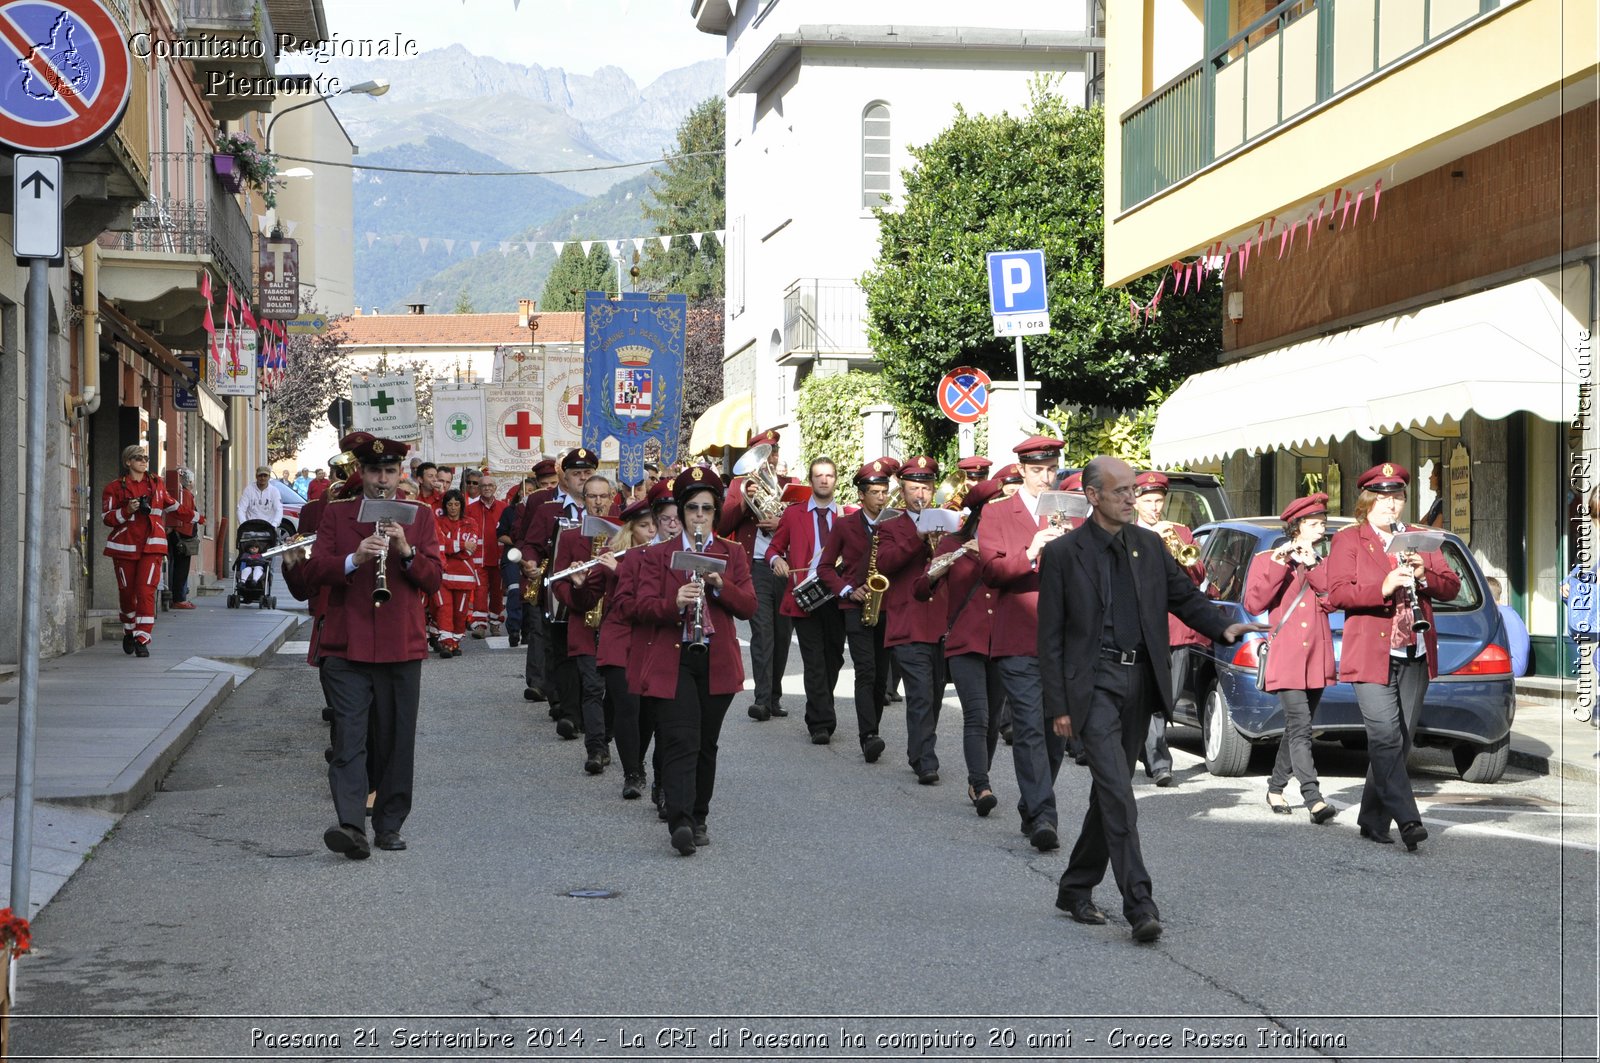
[1231,640,1260,669]
[1455,644,1511,676]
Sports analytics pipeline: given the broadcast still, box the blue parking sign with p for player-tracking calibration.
[987,250,1048,314]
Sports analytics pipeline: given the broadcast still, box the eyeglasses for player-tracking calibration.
[129,454,149,461]
[1090,486,1136,499]
[683,502,716,513]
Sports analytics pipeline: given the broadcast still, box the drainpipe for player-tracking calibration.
[68,243,102,417]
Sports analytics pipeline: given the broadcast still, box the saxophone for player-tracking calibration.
[524,559,545,603]
[582,533,608,629]
[860,524,889,628]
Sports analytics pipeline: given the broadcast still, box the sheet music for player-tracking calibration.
[1386,530,1446,555]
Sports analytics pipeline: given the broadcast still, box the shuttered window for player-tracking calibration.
[861,102,891,209]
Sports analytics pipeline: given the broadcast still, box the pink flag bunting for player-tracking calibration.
[1370,178,1383,221]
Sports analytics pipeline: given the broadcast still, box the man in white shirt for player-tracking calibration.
[238,465,284,528]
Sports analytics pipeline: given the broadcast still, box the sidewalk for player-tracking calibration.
[0,593,299,916]
[1507,677,1599,785]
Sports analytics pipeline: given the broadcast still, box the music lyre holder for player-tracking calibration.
[670,552,728,578]
[1038,490,1092,521]
[356,499,419,526]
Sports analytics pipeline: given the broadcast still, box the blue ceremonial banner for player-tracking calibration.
[583,290,687,484]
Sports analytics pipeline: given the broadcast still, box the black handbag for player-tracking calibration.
[1254,579,1310,691]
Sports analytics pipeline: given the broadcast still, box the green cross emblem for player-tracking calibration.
[448,415,472,441]
[371,390,396,414]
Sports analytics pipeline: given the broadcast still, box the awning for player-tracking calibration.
[689,390,753,455]
[1152,269,1587,467]
[196,386,229,441]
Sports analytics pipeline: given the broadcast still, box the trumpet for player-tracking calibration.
[1156,521,1200,566]
[260,533,316,558]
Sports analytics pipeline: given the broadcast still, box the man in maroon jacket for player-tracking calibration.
[306,436,443,861]
[769,457,847,744]
[978,436,1070,852]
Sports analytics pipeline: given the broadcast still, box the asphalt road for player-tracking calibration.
[12,630,1598,1062]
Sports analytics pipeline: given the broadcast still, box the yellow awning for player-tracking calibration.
[1152,269,1587,467]
[689,390,753,455]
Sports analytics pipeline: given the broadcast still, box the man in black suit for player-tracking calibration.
[1037,457,1261,942]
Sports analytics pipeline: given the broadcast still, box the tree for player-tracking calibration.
[680,297,725,454]
[860,82,1221,448]
[540,243,617,311]
[266,298,351,462]
[452,287,475,314]
[640,96,725,299]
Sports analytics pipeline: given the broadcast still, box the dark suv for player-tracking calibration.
[1172,517,1515,783]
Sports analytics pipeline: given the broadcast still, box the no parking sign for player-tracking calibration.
[0,0,132,154]
[938,366,991,424]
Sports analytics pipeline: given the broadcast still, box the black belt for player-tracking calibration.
[1099,645,1146,665]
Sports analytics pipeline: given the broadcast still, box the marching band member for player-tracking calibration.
[769,457,847,745]
[818,460,898,763]
[517,449,597,725]
[720,428,794,722]
[957,455,993,484]
[1325,463,1460,851]
[433,489,480,658]
[1132,471,1204,787]
[876,456,951,784]
[994,463,1023,499]
[576,497,657,800]
[550,474,619,773]
[102,443,177,658]
[628,467,757,855]
[916,478,1002,814]
[1243,493,1338,823]
[978,436,1068,852]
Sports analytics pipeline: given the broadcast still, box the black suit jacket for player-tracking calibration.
[1037,521,1233,732]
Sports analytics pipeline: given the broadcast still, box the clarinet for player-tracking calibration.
[688,529,709,654]
[373,487,396,606]
[1391,522,1430,634]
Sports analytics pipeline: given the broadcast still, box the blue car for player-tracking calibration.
[1172,517,1515,783]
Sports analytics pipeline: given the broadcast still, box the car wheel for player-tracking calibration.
[1453,735,1509,784]
[1202,683,1252,777]
[279,521,295,541]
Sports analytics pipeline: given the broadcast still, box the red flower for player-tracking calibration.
[0,907,32,957]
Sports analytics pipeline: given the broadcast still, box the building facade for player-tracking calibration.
[1105,0,1597,674]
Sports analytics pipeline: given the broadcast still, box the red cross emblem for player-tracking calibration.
[503,410,541,450]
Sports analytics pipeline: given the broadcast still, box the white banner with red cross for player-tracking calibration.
[485,384,547,472]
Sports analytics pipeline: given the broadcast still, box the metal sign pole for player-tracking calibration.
[10,260,49,916]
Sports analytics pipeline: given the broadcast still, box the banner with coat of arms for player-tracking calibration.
[582,290,686,484]
[352,371,422,441]
[433,387,487,465]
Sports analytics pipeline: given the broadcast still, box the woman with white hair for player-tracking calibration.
[103,444,176,656]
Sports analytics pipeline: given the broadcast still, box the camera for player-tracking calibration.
[136,498,151,515]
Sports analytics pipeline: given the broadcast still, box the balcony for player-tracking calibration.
[780,279,874,365]
[180,0,277,121]
[1120,0,1512,211]
[96,172,255,350]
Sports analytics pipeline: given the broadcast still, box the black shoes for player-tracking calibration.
[622,774,644,800]
[1399,821,1428,851]
[555,718,577,740]
[320,706,334,722]
[1030,823,1060,852]
[437,645,453,659]
[810,730,830,745]
[374,830,406,851]
[968,787,998,817]
[1130,914,1164,943]
[1360,825,1395,845]
[671,825,696,855]
[692,823,710,847]
[886,689,903,703]
[600,749,611,767]
[769,704,788,718]
[1153,770,1175,788]
[1267,792,1293,815]
[748,704,770,721]
[133,642,150,657]
[1056,895,1107,925]
[522,687,541,702]
[862,735,886,763]
[1000,725,1014,746]
[917,770,940,785]
[323,824,370,860]
[508,630,521,648]
[122,633,135,655]
[584,751,604,775]
[1309,801,1338,824]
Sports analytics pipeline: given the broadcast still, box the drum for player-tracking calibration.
[792,573,836,613]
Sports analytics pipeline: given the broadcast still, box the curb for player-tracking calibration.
[1508,745,1598,787]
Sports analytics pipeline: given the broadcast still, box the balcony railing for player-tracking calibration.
[112,54,152,186]
[1121,0,1509,211]
[782,279,872,359]
[101,173,254,299]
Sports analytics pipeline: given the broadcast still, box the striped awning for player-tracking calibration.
[689,391,753,455]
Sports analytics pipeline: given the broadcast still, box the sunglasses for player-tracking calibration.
[683,502,716,513]
[129,454,149,461]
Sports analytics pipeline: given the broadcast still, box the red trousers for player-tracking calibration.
[114,555,163,644]
[473,565,504,628]
[434,584,474,647]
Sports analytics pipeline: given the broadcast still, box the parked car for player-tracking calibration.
[268,479,307,539]
[1060,469,1234,525]
[1172,516,1515,783]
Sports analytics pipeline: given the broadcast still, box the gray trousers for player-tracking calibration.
[1058,657,1158,923]
[750,559,793,711]
[948,652,1003,791]
[996,655,1064,828]
[1353,656,1429,834]
[1268,687,1325,804]
[1140,649,1187,776]
[323,656,421,835]
[895,642,944,774]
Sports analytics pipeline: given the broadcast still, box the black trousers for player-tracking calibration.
[794,600,845,734]
[843,607,889,743]
[523,612,547,693]
[895,642,945,773]
[603,663,657,779]
[1353,656,1429,834]
[750,559,793,711]
[574,653,608,753]
[1059,657,1158,923]
[647,651,733,834]
[323,656,421,836]
[166,532,192,602]
[546,621,579,726]
[948,651,1003,791]
[1269,687,1326,804]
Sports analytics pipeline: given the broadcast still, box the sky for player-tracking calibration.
[318,0,726,84]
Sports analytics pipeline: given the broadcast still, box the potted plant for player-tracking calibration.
[213,130,278,207]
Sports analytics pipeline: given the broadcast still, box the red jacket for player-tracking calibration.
[102,476,175,559]
[307,476,331,501]
[435,514,481,589]
[163,485,197,537]
[625,536,757,698]
[305,497,443,663]
[977,492,1048,658]
[1243,552,1336,692]
[915,536,995,657]
[518,492,583,567]
[768,500,845,618]
[469,496,507,566]
[551,527,614,656]
[817,509,893,613]
[717,473,794,558]
[1142,520,1209,649]
[594,549,646,669]
[876,511,945,647]
[1324,521,1461,683]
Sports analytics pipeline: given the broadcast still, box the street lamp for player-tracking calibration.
[263,78,390,152]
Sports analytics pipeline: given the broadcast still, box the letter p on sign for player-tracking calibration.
[987,249,1050,337]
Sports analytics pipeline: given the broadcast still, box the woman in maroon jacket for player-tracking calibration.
[1325,463,1461,851]
[628,467,757,855]
[1243,494,1337,824]
[915,478,1002,815]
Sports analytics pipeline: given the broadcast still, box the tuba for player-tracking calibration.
[860,525,889,628]
[935,470,969,511]
[733,443,785,522]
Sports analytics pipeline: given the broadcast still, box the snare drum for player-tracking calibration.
[792,573,836,613]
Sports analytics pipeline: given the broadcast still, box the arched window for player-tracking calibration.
[861,102,891,209]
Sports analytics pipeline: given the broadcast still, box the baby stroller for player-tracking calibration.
[228,519,279,609]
